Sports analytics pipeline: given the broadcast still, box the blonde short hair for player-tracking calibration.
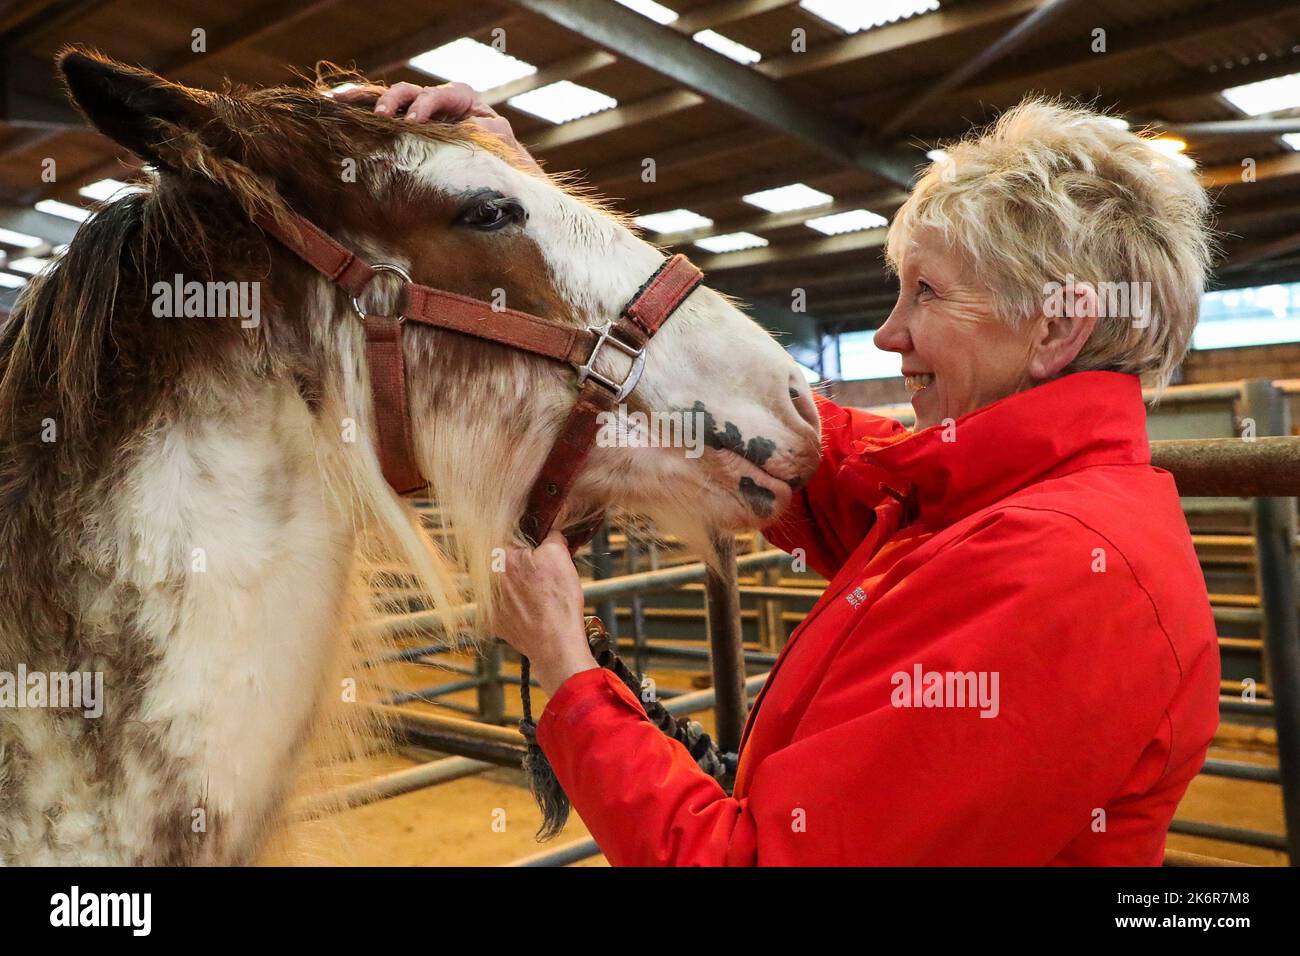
[886,97,1215,390]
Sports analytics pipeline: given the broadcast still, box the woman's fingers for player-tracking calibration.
[332,79,543,173]
[373,80,477,121]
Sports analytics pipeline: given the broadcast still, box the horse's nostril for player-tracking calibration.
[788,372,819,432]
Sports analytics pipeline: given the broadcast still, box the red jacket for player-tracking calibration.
[537,371,1220,865]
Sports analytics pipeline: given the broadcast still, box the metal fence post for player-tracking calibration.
[704,533,747,755]
[476,639,505,725]
[590,519,619,643]
[625,524,649,678]
[1243,378,1300,864]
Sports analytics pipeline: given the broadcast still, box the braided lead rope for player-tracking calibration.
[516,616,728,839]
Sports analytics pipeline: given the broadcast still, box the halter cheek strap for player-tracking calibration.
[252,209,703,544]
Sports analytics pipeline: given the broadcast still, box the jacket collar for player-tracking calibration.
[842,371,1150,530]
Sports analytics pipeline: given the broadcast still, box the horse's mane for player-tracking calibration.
[0,59,514,446]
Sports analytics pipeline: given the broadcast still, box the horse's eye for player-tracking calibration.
[456,191,526,231]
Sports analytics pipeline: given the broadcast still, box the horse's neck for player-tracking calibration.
[4,374,360,863]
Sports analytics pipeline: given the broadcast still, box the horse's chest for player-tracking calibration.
[109,394,352,859]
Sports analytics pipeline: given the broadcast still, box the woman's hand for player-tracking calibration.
[331,81,542,173]
[490,531,598,696]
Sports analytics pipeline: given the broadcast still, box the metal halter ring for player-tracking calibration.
[351,263,413,322]
[572,322,647,402]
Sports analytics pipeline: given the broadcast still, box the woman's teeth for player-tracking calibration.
[904,373,935,394]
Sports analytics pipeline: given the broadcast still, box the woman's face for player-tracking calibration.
[874,227,1040,431]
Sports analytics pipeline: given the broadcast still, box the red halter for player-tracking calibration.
[253,209,703,546]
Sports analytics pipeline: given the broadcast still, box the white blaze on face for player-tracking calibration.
[397,136,817,526]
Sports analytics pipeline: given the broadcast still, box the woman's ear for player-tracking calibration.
[1030,279,1100,380]
[57,46,231,168]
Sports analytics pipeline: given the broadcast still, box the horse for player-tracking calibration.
[0,48,822,865]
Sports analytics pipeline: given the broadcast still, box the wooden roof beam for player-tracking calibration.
[505,0,918,187]
[692,224,888,272]
[655,188,906,247]
[761,0,1042,79]
[878,0,1086,137]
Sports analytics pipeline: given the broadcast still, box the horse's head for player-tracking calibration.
[58,50,820,587]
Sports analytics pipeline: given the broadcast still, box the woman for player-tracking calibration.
[362,83,1220,865]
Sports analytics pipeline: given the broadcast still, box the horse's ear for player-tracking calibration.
[57,47,226,167]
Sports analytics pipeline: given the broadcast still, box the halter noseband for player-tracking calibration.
[253,209,703,547]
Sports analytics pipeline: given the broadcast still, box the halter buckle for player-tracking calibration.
[572,323,645,401]
[351,263,413,322]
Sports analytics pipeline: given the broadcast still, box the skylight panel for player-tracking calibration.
[507,81,617,124]
[743,183,833,213]
[799,0,939,35]
[693,30,761,64]
[0,227,44,248]
[408,37,537,92]
[34,200,90,222]
[635,209,714,233]
[78,178,146,202]
[6,256,51,275]
[1221,72,1300,116]
[695,232,769,253]
[615,0,678,24]
[805,209,888,235]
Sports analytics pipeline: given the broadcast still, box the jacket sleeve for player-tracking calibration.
[536,506,1189,866]
[761,395,907,580]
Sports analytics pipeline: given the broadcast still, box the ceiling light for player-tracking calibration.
[743,183,833,212]
[1221,72,1300,116]
[408,37,537,92]
[693,30,761,64]
[35,200,90,222]
[1147,137,1196,169]
[799,0,939,35]
[805,209,888,235]
[635,209,714,233]
[695,232,768,253]
[0,272,27,289]
[507,81,617,124]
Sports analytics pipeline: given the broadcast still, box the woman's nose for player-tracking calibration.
[873,313,910,354]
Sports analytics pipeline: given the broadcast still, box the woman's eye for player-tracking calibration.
[456,192,527,231]
[917,280,935,298]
